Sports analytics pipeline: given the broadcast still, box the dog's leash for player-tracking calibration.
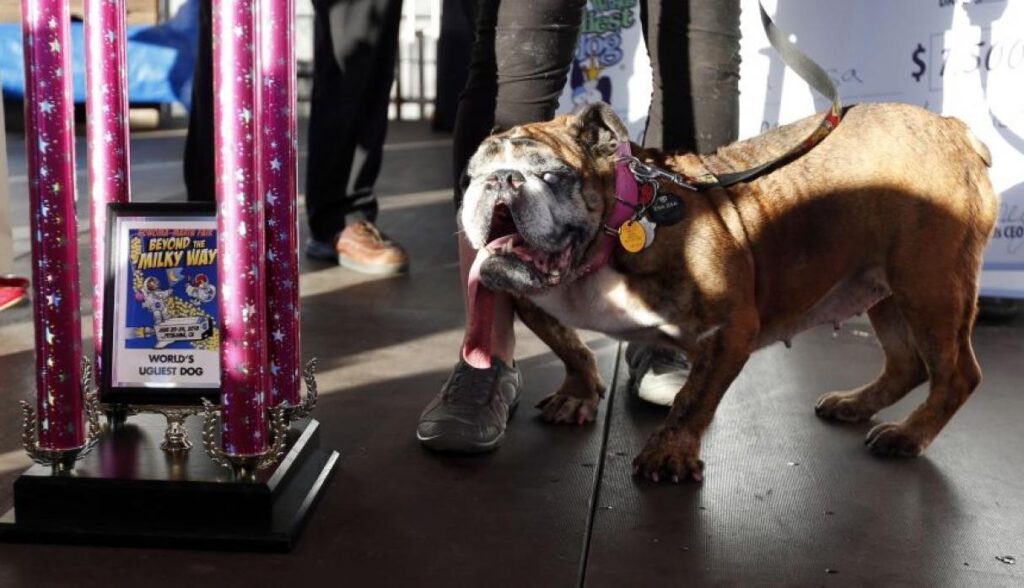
[586,1,844,271]
[623,1,843,192]
[707,0,842,189]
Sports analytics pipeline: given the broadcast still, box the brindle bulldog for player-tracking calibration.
[458,102,998,483]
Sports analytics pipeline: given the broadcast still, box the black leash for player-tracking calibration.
[684,1,844,190]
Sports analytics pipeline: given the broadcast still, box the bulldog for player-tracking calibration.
[459,102,998,483]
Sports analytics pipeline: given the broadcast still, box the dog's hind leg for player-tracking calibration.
[514,297,605,425]
[815,296,927,422]
[864,276,982,457]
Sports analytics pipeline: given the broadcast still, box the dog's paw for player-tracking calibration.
[814,391,876,423]
[865,422,927,457]
[535,393,599,425]
[632,428,704,483]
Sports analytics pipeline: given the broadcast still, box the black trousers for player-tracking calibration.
[640,0,741,153]
[184,0,403,244]
[182,0,214,204]
[451,0,741,205]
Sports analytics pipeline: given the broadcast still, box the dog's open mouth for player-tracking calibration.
[463,202,575,371]
[482,203,574,279]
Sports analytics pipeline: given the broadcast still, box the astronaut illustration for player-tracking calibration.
[139,276,174,325]
[185,273,216,305]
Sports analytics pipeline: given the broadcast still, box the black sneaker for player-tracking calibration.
[416,357,522,453]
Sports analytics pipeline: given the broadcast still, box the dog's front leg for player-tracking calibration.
[514,297,605,425]
[633,316,757,483]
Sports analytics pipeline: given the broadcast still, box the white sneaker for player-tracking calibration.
[625,344,691,407]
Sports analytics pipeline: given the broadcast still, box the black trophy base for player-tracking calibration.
[0,414,339,552]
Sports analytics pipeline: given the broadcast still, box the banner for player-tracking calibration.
[556,0,652,141]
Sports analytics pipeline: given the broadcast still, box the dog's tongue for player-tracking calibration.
[463,249,494,369]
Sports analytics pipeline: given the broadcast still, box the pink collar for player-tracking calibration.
[581,142,639,275]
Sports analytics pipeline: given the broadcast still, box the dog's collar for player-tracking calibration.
[581,142,640,275]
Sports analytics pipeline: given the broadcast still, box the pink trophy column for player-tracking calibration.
[259,0,301,407]
[215,0,269,456]
[21,0,86,450]
[85,0,131,379]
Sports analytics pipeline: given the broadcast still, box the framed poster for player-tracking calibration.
[102,202,220,405]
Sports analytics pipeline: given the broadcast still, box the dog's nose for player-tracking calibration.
[485,169,526,191]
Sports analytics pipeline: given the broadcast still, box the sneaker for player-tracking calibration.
[306,221,409,275]
[0,276,29,312]
[625,343,691,407]
[416,357,522,453]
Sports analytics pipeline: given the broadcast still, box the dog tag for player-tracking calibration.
[647,193,685,226]
[639,217,656,248]
[619,220,647,253]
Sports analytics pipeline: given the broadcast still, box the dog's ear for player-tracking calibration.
[569,102,630,156]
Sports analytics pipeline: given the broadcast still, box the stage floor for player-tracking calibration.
[1,114,1022,587]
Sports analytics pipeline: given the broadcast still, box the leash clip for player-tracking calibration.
[620,156,698,191]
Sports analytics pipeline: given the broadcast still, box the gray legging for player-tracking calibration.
[451,0,741,205]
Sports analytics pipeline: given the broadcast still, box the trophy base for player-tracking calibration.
[0,414,338,552]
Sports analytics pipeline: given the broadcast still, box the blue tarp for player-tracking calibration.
[0,0,198,108]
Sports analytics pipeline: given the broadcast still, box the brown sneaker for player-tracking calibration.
[336,221,409,275]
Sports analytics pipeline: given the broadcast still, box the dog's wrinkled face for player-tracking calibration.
[460,103,630,294]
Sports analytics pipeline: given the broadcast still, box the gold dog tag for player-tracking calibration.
[619,220,646,253]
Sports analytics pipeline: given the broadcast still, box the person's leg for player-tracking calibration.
[641,0,740,153]
[305,0,361,244]
[433,0,479,132]
[631,0,741,406]
[183,0,215,203]
[304,0,408,273]
[418,0,586,453]
[347,0,402,218]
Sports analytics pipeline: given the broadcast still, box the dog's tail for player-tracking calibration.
[967,130,993,167]
[944,117,1000,246]
[948,117,993,167]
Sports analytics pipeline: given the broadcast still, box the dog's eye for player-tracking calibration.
[542,172,561,186]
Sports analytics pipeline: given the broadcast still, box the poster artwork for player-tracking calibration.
[109,219,221,392]
[558,0,652,141]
